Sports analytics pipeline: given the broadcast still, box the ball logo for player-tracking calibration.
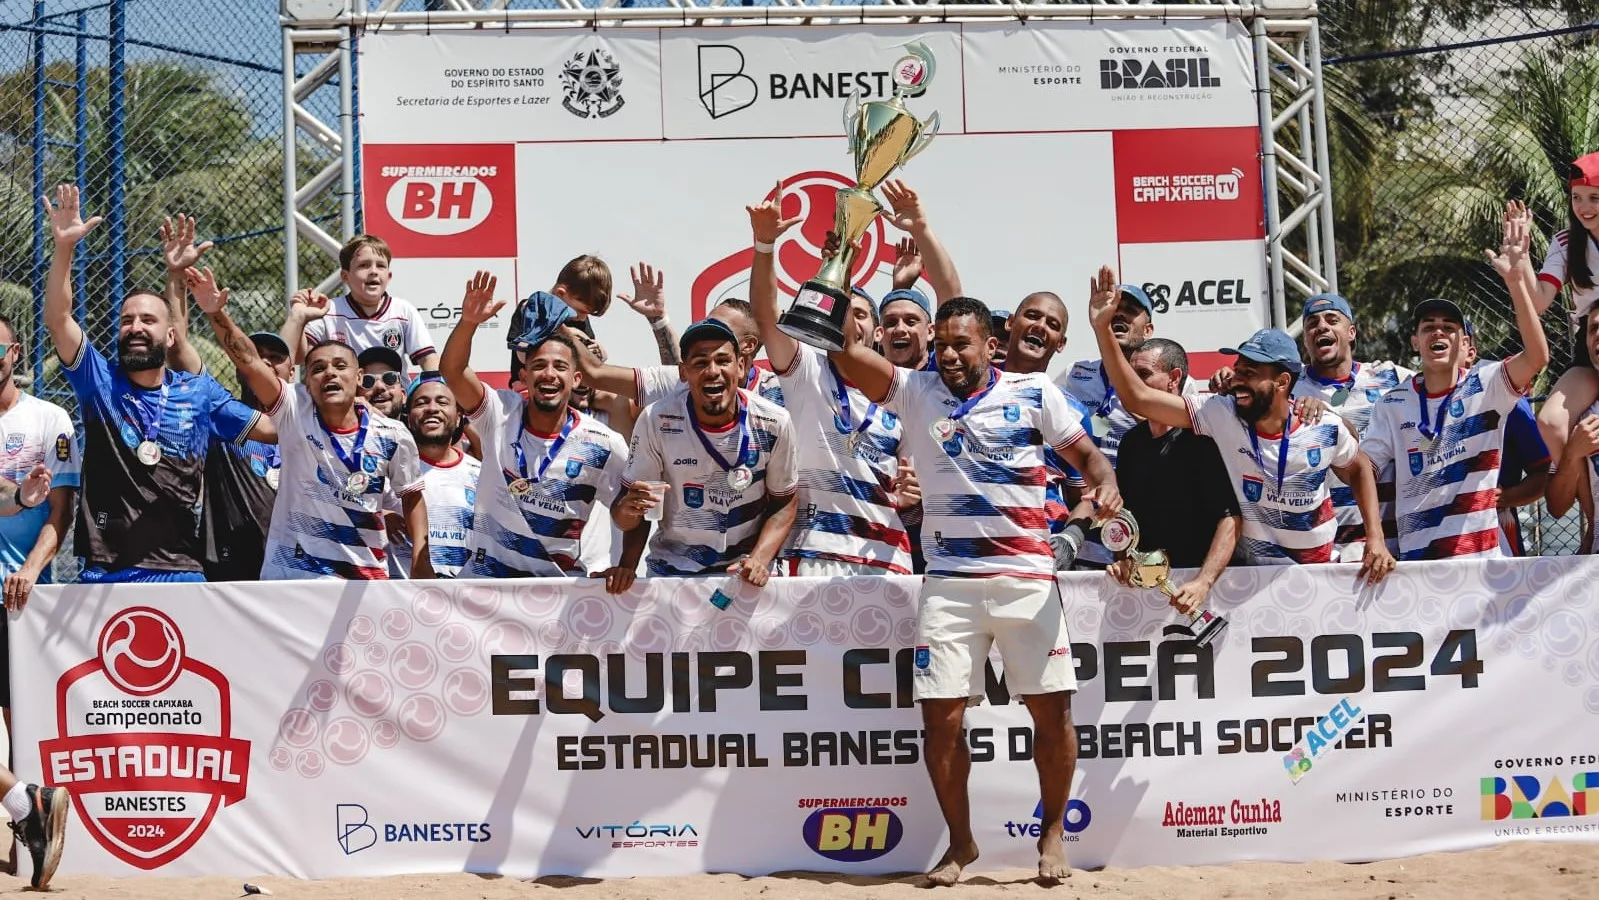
[802,807,904,862]
[385,174,494,236]
[40,606,251,869]
[893,56,927,91]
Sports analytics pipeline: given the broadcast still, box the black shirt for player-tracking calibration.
[202,437,280,581]
[1114,423,1240,569]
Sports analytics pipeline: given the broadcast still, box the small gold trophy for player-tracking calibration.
[777,43,941,352]
[1101,510,1229,647]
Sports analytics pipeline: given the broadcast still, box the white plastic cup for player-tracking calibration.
[641,481,667,522]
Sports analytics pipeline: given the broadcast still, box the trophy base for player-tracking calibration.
[777,281,851,352]
[1190,610,1229,647]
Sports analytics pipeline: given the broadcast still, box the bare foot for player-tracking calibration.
[926,842,979,887]
[1037,833,1071,885]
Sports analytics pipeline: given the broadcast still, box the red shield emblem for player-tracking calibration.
[39,607,250,869]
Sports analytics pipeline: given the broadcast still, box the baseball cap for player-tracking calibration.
[849,285,875,305]
[880,288,931,319]
[1301,292,1354,323]
[406,370,446,400]
[509,290,575,350]
[248,331,290,357]
[1117,284,1154,315]
[357,346,404,372]
[1571,152,1599,187]
[1411,298,1465,329]
[678,317,740,357]
[1221,328,1303,375]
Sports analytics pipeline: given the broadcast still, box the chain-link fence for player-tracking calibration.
[3,0,1598,562]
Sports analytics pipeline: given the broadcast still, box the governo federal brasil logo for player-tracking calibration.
[41,607,250,869]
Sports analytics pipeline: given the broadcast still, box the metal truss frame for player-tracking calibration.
[280,0,1333,330]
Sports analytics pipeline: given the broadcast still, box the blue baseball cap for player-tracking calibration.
[1221,328,1304,375]
[678,317,740,357]
[1302,292,1354,323]
[880,288,931,319]
[1117,284,1154,315]
[406,370,446,400]
[849,285,875,305]
[509,290,576,350]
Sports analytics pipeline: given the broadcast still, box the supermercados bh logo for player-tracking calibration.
[361,143,517,259]
[562,47,625,119]
[40,607,249,869]
[1161,798,1281,838]
[798,794,907,862]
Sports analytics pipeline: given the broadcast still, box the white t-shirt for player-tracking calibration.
[624,390,798,575]
[263,384,423,579]
[637,364,786,408]
[1185,394,1358,565]
[773,344,912,573]
[884,367,1087,580]
[1293,360,1412,560]
[464,390,628,577]
[302,294,438,374]
[1538,228,1599,325]
[1362,361,1526,561]
[388,452,480,578]
[0,394,81,577]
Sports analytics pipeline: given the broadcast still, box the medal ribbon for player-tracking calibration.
[1416,371,1460,444]
[1247,410,1292,495]
[1310,361,1360,391]
[950,367,1001,424]
[123,383,170,446]
[688,392,751,473]
[513,409,575,483]
[316,406,369,476]
[826,360,879,444]
[1096,365,1116,418]
[743,365,759,391]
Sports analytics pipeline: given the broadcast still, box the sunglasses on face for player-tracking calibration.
[362,372,403,389]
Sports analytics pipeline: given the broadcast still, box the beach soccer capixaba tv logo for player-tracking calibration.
[39,607,250,868]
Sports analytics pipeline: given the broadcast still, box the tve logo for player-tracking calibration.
[362,144,517,258]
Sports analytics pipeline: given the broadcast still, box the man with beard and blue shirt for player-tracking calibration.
[40,185,274,583]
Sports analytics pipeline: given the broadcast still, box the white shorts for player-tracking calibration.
[787,557,894,577]
[912,574,1077,702]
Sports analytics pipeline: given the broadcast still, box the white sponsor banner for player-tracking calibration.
[660,26,965,140]
[1119,239,1268,352]
[961,21,1259,133]
[359,31,663,143]
[357,22,1267,382]
[13,559,1599,879]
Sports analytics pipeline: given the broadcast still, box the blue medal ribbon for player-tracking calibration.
[1247,410,1292,495]
[826,360,879,445]
[317,406,369,476]
[1310,360,1360,390]
[950,367,1001,425]
[1416,372,1460,445]
[688,392,752,473]
[514,410,575,483]
[1096,365,1116,418]
[123,383,170,447]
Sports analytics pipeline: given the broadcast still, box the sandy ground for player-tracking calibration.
[2,842,1595,899]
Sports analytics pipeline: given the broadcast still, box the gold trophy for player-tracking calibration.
[1101,511,1229,647]
[777,43,941,352]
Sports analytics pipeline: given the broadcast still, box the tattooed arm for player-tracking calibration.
[187,267,284,412]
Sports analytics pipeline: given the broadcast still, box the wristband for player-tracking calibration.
[753,241,775,254]
[650,316,673,333]
[13,485,32,511]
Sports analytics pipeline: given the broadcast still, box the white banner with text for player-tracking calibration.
[13,559,1599,878]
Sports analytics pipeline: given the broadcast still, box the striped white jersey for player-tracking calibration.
[1186,393,1358,565]
[1362,361,1526,561]
[1060,358,1198,467]
[262,384,422,579]
[885,367,1088,580]
[637,364,785,408]
[1538,229,1599,324]
[463,390,628,578]
[389,452,480,578]
[1293,360,1412,559]
[773,344,912,573]
[301,293,438,375]
[624,389,798,576]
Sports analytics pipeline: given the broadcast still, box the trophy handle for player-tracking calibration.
[900,111,941,165]
[842,91,862,157]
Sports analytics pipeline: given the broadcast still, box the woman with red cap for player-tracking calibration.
[1534,151,1599,462]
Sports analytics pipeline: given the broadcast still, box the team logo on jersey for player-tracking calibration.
[362,455,380,473]
[1449,398,1464,418]
[465,487,476,507]
[565,459,582,479]
[941,433,964,457]
[881,412,898,430]
[1366,388,1380,403]
[1409,450,1425,476]
[382,327,403,351]
[55,434,70,461]
[1242,474,1263,502]
[3,434,22,455]
[1003,404,1021,423]
[913,645,931,674]
[1306,447,1321,467]
[684,483,705,509]
[119,422,140,449]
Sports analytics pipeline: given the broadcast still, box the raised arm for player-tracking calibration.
[39,185,99,365]
[1489,201,1551,389]
[280,288,330,365]
[188,267,283,412]
[748,181,806,375]
[618,262,680,365]
[160,215,212,374]
[1088,266,1193,430]
[1548,416,1599,518]
[881,181,962,303]
[827,312,895,404]
[441,271,504,416]
[563,327,639,399]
